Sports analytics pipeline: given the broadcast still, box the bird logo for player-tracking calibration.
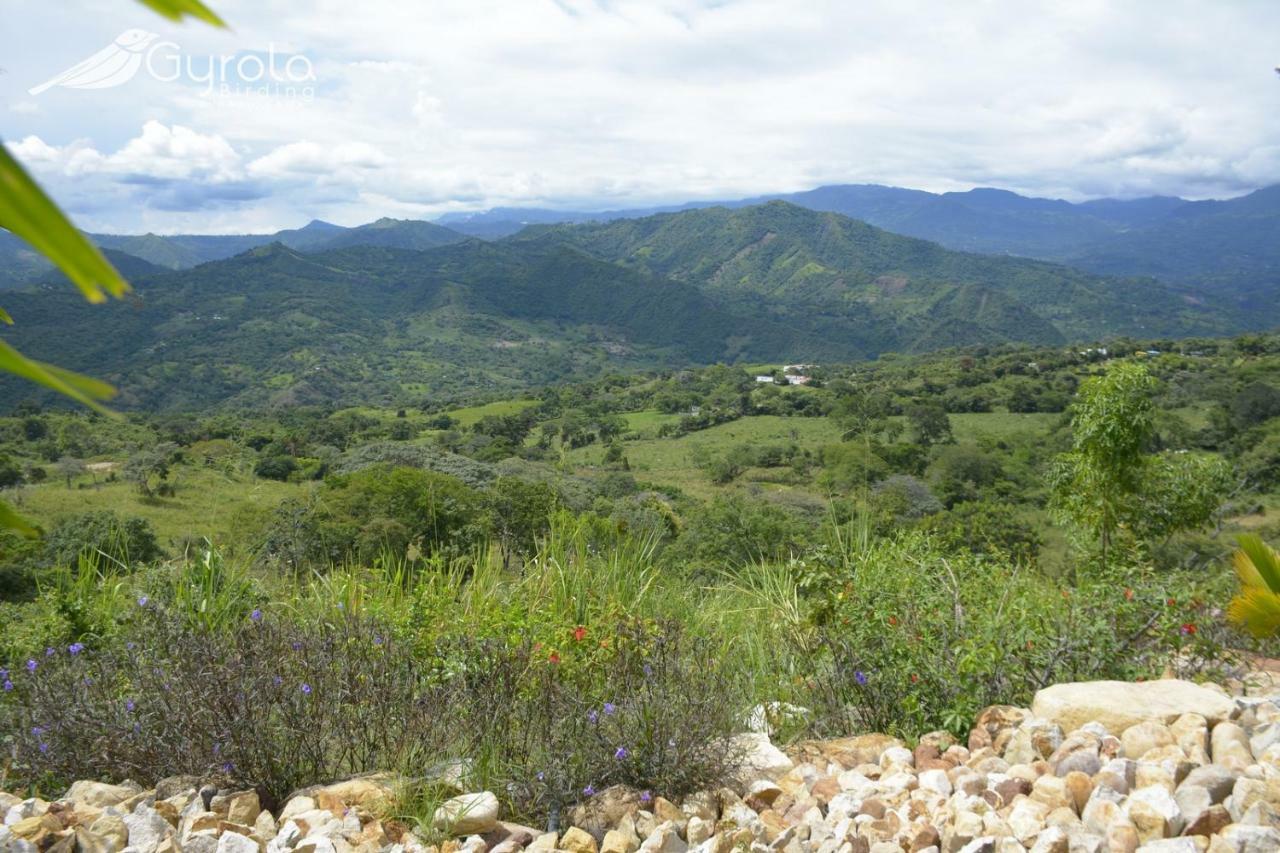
[28,29,160,96]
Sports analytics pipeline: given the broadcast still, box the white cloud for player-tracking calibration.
[2,0,1278,232]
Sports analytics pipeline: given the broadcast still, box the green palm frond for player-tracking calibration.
[1229,536,1280,638]
[1236,534,1280,593]
[136,0,226,26]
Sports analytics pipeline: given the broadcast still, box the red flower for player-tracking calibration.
[910,673,919,683]
[548,651,561,664]
[1166,598,1176,607]
[1181,623,1197,636]
[1124,588,1134,601]
[888,616,898,627]
[572,626,587,642]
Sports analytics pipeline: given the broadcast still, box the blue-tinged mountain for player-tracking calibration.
[80,218,470,270]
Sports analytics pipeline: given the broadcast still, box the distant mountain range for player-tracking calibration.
[0,218,469,290]
[439,182,1280,315]
[0,201,1243,411]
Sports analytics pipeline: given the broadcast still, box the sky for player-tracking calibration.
[2,0,1279,234]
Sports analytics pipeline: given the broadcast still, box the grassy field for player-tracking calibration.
[569,410,1067,501]
[441,399,539,427]
[8,467,303,552]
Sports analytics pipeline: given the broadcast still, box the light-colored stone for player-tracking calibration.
[217,832,261,853]
[124,806,173,853]
[63,782,140,810]
[1206,823,1280,852]
[562,826,600,853]
[1031,681,1235,735]
[434,793,499,836]
[280,798,318,822]
[1122,723,1176,761]
[1126,785,1183,842]
[602,827,640,853]
[730,733,795,781]
[1211,724,1254,772]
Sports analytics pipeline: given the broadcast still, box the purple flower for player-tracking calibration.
[291,642,302,651]
[373,636,384,646]
[44,647,54,657]
[640,791,653,804]
[642,664,653,677]
[38,742,49,754]
[854,670,868,686]
[125,699,136,712]
[0,668,7,680]
[2,681,12,692]
[536,771,545,781]
[614,746,629,760]
[250,609,263,622]
[25,659,37,673]
[582,784,596,797]
[221,762,234,773]
[31,726,44,737]
[273,676,283,686]
[587,709,599,724]
[137,595,149,607]
[68,643,85,656]
[603,702,616,715]
[301,683,312,695]
[126,642,136,651]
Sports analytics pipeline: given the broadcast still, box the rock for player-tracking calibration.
[1240,801,1280,828]
[686,817,712,847]
[434,793,499,836]
[280,798,318,822]
[638,824,686,853]
[1183,804,1231,837]
[1212,724,1255,772]
[563,827,600,853]
[570,787,645,840]
[730,733,795,781]
[124,806,173,853]
[917,770,951,797]
[1227,778,1277,823]
[1123,723,1176,761]
[87,811,127,850]
[1180,766,1238,804]
[526,832,558,852]
[1126,785,1184,841]
[1063,771,1093,815]
[253,810,277,843]
[1170,715,1210,765]
[602,823,641,853]
[1134,840,1199,852]
[1008,798,1051,843]
[1031,681,1235,734]
[312,778,397,814]
[217,832,261,853]
[744,782,782,813]
[1027,825,1069,853]
[1174,786,1213,831]
[71,827,114,853]
[222,793,261,827]
[1206,824,1280,852]
[62,783,139,810]
[1055,749,1102,778]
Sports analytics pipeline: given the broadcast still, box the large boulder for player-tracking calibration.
[1031,681,1234,734]
[434,792,499,835]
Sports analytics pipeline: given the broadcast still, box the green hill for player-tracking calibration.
[514,201,1234,344]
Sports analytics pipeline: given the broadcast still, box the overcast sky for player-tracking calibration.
[2,0,1278,234]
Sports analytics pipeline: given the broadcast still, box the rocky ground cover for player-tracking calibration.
[9,678,1280,853]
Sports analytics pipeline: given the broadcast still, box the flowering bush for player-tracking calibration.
[795,533,1246,738]
[0,607,743,820]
